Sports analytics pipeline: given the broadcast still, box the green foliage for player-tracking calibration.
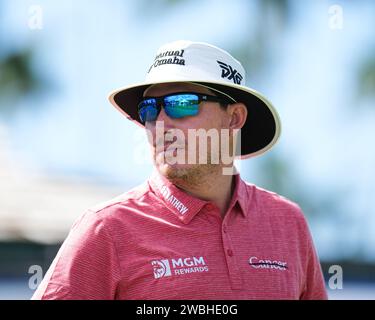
[0,50,37,97]
[357,53,375,100]
[0,47,47,115]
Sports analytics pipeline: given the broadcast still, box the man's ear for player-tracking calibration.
[227,103,248,130]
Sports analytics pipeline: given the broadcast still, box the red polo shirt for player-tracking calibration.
[32,171,327,300]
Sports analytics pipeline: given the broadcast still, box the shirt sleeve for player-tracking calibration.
[297,213,328,300]
[31,210,122,300]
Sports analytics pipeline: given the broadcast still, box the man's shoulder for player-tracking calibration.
[86,181,151,218]
[243,182,311,236]
[244,180,304,218]
[65,182,154,239]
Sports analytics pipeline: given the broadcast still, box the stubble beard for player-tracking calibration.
[154,151,222,188]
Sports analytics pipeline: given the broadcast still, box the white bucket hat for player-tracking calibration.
[108,40,281,159]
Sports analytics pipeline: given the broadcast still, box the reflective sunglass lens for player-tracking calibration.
[164,94,199,118]
[138,98,158,123]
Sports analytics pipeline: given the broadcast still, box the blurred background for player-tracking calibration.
[0,0,374,299]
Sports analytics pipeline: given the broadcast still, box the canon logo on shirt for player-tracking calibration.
[248,256,288,271]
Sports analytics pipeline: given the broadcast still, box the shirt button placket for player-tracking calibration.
[222,224,242,290]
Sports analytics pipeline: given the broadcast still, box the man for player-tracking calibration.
[32,40,327,299]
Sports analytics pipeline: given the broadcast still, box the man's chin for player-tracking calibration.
[155,160,223,186]
[156,162,193,178]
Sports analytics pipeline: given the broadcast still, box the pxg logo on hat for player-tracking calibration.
[217,60,243,85]
[108,40,282,159]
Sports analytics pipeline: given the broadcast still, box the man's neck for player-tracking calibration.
[166,167,236,219]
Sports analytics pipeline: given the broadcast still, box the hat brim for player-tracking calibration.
[108,80,281,159]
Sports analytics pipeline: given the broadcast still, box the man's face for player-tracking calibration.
[143,82,234,183]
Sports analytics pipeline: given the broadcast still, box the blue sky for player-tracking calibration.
[1,0,375,261]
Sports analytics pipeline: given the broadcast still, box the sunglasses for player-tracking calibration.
[137,92,233,124]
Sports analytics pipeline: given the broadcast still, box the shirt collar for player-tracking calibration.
[148,169,249,224]
[233,173,249,218]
